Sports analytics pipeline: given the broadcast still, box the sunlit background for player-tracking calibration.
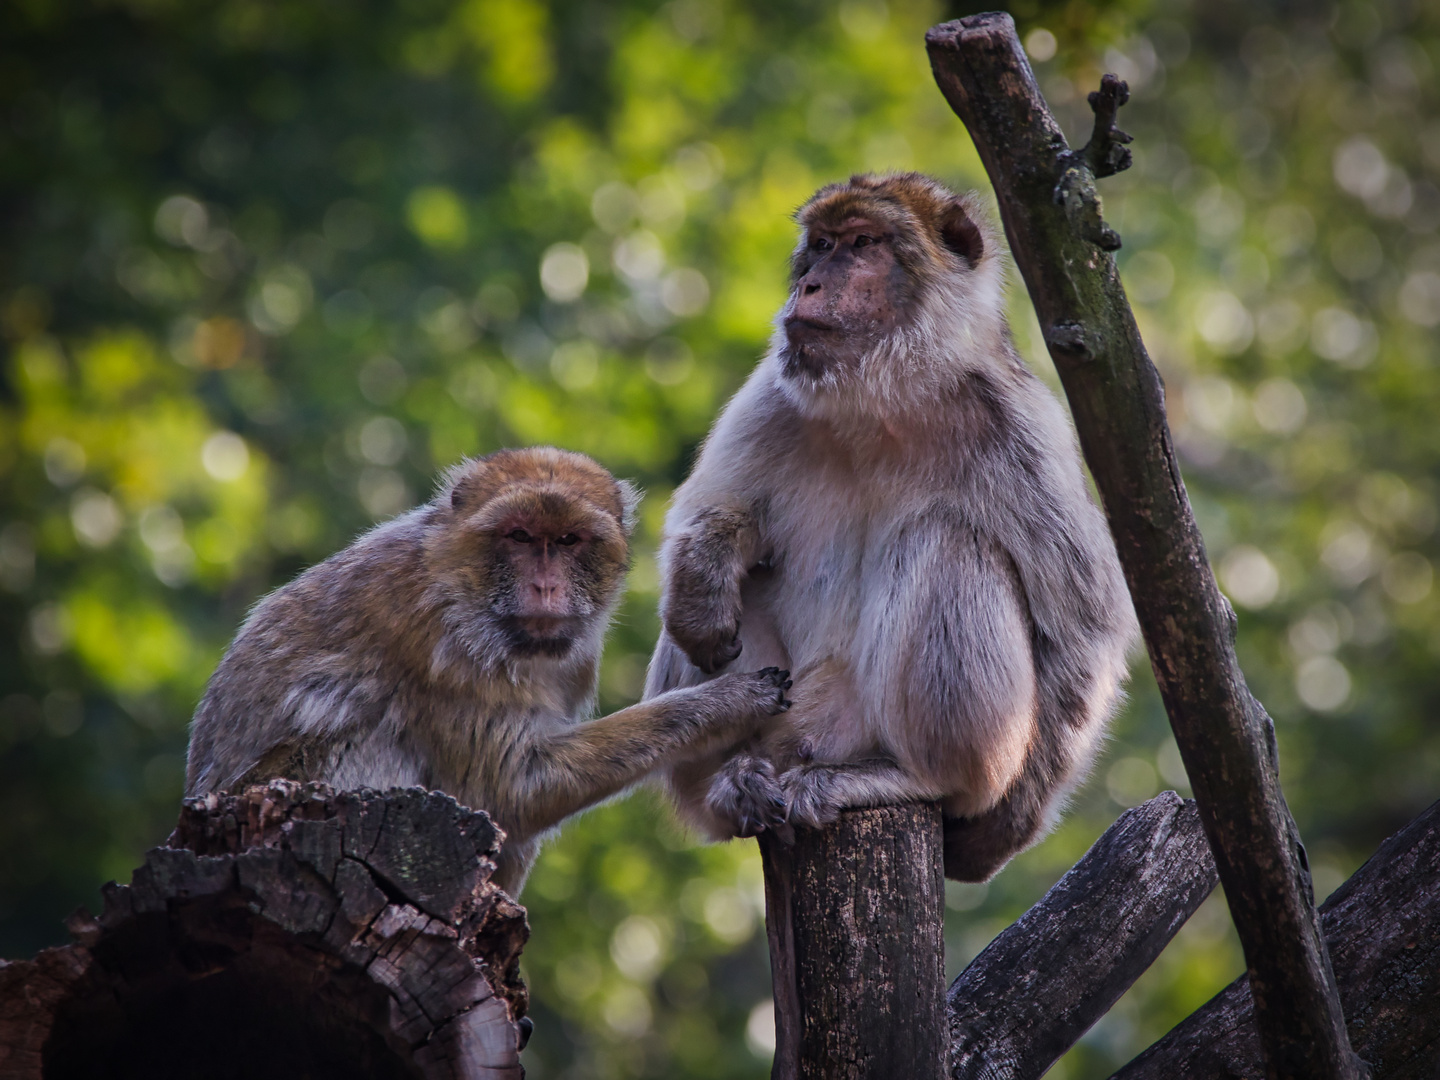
[4,0,1439,1075]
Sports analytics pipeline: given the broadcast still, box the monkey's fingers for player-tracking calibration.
[755,667,793,713]
[696,635,743,674]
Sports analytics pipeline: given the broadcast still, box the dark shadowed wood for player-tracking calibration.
[1115,799,1440,1080]
[925,14,1364,1079]
[761,804,946,1080]
[0,781,530,1080]
[948,792,1217,1079]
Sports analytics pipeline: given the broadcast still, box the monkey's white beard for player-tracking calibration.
[773,266,1010,429]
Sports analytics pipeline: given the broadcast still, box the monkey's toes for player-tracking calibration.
[708,754,788,836]
[781,767,842,830]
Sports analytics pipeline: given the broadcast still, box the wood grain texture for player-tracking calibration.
[948,792,1217,1079]
[0,781,529,1080]
[925,14,1364,1079]
[1115,799,1440,1079]
[761,803,946,1080]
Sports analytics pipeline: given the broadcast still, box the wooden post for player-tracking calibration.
[925,15,1366,1079]
[760,803,946,1080]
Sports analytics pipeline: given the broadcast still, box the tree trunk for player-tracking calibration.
[0,781,530,1080]
[948,792,1217,1079]
[760,803,946,1080]
[925,14,1365,1079]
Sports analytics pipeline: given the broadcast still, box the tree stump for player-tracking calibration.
[760,803,946,1080]
[0,781,530,1080]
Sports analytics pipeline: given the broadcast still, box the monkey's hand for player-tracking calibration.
[663,511,759,673]
[706,751,790,839]
[692,667,792,731]
[663,563,742,673]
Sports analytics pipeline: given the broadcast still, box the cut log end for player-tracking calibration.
[0,781,530,1080]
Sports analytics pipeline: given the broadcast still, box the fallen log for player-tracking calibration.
[1114,799,1440,1079]
[0,781,529,1080]
[948,792,1217,1079]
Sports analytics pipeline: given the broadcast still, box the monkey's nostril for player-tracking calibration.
[803,283,821,296]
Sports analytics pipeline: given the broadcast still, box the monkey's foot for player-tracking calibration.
[780,765,845,830]
[707,752,789,838]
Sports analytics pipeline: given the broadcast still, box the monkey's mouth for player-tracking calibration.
[783,316,838,345]
[780,318,841,378]
[500,615,577,658]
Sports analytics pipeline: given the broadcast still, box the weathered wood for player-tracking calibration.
[760,803,946,1080]
[1115,798,1440,1079]
[948,792,1217,1079]
[925,15,1365,1079]
[0,781,529,1080]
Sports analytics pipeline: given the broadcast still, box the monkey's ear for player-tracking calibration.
[444,458,491,513]
[617,479,642,536]
[938,200,984,268]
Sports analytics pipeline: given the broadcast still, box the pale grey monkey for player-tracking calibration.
[644,173,1138,880]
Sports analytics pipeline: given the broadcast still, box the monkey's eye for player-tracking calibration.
[854,234,876,248]
[811,237,834,252]
[506,529,533,543]
[556,533,580,546]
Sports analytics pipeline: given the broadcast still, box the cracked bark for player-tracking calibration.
[0,781,529,1080]
[926,13,1366,1080]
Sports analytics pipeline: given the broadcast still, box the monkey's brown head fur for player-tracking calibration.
[791,172,986,285]
[776,172,1007,418]
[426,447,639,663]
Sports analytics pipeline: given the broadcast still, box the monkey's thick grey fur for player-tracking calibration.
[646,174,1138,881]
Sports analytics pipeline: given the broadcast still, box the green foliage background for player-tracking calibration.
[3,0,1439,1074]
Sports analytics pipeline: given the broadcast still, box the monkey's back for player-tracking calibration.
[185,510,444,796]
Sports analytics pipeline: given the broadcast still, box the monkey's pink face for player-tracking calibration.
[781,216,908,379]
[493,520,596,652]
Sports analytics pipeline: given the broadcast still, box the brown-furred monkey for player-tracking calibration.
[186,447,791,895]
[644,173,1138,881]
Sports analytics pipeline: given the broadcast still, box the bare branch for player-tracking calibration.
[925,14,1366,1078]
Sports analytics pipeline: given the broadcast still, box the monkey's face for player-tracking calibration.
[780,216,910,380]
[776,174,991,410]
[487,509,612,657]
[430,452,633,666]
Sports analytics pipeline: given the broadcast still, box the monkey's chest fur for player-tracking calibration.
[734,458,957,762]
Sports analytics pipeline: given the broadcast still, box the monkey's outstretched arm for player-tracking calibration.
[500,668,790,839]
